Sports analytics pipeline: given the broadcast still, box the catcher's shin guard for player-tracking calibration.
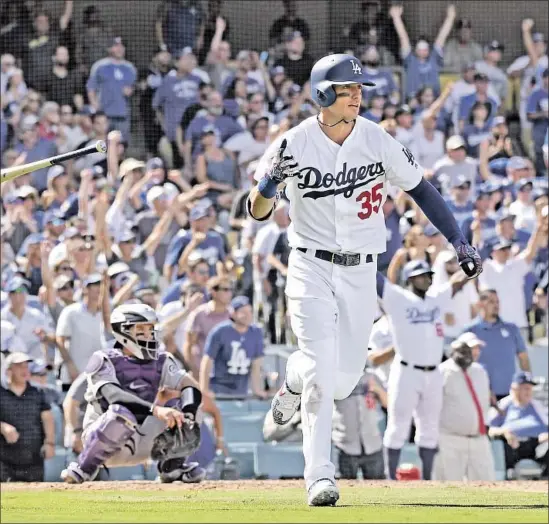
[77,404,137,476]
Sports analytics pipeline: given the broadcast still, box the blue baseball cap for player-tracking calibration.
[424,224,440,237]
[189,206,209,221]
[517,178,534,191]
[229,295,250,314]
[146,157,164,171]
[402,260,433,281]
[44,209,66,226]
[5,276,30,293]
[512,371,537,385]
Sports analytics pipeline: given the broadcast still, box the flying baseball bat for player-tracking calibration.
[0,140,107,184]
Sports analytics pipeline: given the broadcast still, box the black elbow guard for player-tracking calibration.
[180,386,202,417]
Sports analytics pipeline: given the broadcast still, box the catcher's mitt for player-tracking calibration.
[151,416,201,461]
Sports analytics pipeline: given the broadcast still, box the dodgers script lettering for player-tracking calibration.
[296,161,386,199]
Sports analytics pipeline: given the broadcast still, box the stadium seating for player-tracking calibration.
[226,442,258,479]
[254,442,304,479]
[222,412,265,443]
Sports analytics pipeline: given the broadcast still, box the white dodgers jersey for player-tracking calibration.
[254,116,423,254]
[381,281,452,366]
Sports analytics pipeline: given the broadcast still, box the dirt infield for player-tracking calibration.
[2,479,547,493]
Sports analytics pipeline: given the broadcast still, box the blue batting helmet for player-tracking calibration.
[310,54,376,108]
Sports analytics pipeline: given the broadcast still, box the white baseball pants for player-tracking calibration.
[434,432,496,481]
[383,360,443,450]
[284,248,377,489]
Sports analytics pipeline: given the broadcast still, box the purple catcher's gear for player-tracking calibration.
[75,404,137,478]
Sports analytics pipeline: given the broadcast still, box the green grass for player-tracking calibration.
[1,482,547,523]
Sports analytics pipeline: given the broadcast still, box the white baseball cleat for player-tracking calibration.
[271,382,301,425]
[308,478,340,507]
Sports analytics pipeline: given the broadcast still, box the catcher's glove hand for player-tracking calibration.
[455,241,482,279]
[268,139,300,183]
[151,415,201,461]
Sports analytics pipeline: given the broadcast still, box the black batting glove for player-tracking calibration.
[455,242,483,279]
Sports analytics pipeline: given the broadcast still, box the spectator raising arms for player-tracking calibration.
[443,18,483,72]
[390,3,455,99]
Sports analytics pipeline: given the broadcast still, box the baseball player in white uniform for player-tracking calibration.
[376,259,469,480]
[247,53,482,506]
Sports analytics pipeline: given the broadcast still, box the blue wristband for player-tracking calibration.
[257,176,278,199]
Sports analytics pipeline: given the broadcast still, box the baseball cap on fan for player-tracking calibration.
[486,40,504,53]
[446,135,466,151]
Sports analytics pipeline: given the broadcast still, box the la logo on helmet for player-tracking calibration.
[350,60,362,75]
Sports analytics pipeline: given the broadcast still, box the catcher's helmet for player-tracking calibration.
[110,304,159,360]
[310,53,376,108]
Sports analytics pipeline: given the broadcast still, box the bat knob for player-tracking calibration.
[96,140,107,154]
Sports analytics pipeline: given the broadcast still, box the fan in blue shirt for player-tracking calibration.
[462,290,530,399]
[457,73,499,131]
[152,49,202,143]
[488,371,548,477]
[164,206,226,282]
[443,176,475,228]
[200,296,267,399]
[390,4,455,98]
[86,37,137,142]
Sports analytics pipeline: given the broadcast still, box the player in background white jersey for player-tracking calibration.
[247,53,482,506]
[376,259,469,480]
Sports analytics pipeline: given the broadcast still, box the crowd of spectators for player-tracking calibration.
[0,0,547,483]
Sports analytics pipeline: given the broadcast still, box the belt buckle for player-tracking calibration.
[332,252,344,265]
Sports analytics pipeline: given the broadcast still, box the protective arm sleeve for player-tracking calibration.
[405,178,467,248]
[99,383,153,423]
[376,272,385,299]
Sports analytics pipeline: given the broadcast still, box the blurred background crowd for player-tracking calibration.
[0,0,547,484]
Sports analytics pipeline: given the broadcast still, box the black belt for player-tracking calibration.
[400,360,437,372]
[107,116,128,121]
[296,247,372,266]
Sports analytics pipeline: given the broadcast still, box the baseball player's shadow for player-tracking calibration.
[338,502,547,509]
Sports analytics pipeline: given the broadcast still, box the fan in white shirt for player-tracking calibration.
[509,179,537,233]
[224,115,271,189]
[479,216,544,330]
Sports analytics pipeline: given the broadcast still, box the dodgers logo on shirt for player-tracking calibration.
[501,328,509,338]
[405,306,440,324]
[296,162,386,199]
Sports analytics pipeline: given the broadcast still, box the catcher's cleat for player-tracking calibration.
[157,459,206,483]
[307,478,339,507]
[61,462,98,484]
[271,382,301,425]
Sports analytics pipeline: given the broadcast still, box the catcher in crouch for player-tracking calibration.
[61,304,205,484]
